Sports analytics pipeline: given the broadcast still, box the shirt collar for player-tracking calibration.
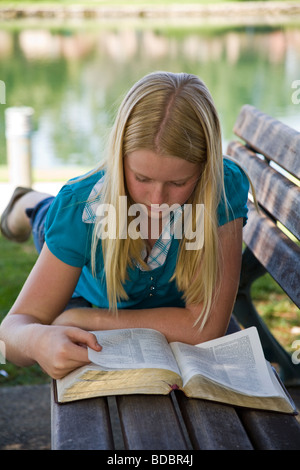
[82,175,105,224]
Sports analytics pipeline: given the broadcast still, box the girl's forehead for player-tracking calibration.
[125,149,201,181]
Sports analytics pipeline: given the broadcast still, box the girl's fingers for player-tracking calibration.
[43,327,103,379]
[66,328,102,356]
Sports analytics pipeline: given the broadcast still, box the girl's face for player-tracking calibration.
[124,149,202,217]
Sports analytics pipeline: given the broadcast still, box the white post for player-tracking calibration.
[0,80,5,104]
[5,106,34,188]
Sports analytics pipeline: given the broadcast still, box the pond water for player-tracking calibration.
[0,22,300,170]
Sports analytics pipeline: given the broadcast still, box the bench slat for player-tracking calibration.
[176,393,253,450]
[238,409,300,450]
[243,202,300,307]
[51,388,114,450]
[116,394,189,450]
[233,104,300,179]
[227,142,300,240]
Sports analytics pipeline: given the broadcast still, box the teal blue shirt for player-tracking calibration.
[45,158,249,309]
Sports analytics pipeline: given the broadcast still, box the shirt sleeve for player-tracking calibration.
[217,158,250,227]
[45,185,91,267]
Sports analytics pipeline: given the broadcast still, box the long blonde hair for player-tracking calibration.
[92,71,225,329]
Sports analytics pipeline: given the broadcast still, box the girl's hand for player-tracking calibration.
[33,324,102,379]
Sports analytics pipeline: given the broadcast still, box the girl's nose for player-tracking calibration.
[149,183,167,206]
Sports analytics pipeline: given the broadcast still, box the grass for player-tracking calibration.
[251,276,300,353]
[0,234,299,386]
[0,236,50,386]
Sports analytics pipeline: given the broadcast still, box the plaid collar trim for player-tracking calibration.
[138,208,182,270]
[82,177,183,270]
[82,175,105,224]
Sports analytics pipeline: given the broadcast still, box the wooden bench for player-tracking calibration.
[51,106,300,451]
[228,104,300,387]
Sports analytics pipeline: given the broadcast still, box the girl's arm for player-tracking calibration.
[0,244,101,379]
[53,218,243,345]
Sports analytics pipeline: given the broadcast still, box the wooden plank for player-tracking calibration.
[288,387,300,424]
[233,104,300,179]
[233,248,300,385]
[243,202,300,307]
[238,409,300,450]
[116,394,189,450]
[226,142,300,240]
[51,388,114,450]
[176,393,253,450]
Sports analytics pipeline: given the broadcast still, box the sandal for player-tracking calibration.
[0,186,33,242]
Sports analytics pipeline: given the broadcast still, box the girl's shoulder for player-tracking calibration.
[218,157,250,227]
[45,168,106,267]
[223,157,247,180]
[63,168,106,202]
[223,156,249,194]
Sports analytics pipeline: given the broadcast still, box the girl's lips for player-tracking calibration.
[146,204,170,212]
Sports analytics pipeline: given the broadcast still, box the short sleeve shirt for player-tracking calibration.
[45,158,249,308]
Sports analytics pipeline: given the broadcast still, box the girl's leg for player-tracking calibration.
[5,190,53,243]
[2,189,92,310]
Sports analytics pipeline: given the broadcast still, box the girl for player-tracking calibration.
[0,71,249,380]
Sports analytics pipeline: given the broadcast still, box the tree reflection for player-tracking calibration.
[0,25,299,169]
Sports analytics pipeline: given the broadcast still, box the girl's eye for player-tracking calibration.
[135,175,150,183]
[171,181,186,187]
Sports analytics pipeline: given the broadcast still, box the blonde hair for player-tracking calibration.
[92,71,225,329]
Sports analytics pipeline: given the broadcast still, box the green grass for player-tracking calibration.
[0,234,299,386]
[251,275,300,353]
[0,236,50,386]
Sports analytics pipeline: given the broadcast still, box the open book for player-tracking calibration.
[54,326,297,414]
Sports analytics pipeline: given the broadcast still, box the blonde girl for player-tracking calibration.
[0,71,249,379]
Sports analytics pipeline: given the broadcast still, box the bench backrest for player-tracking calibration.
[227,105,300,308]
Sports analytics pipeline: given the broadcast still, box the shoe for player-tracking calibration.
[0,186,33,242]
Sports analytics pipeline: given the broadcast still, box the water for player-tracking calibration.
[0,22,299,171]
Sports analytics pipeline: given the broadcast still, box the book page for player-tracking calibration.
[170,327,282,397]
[88,328,180,374]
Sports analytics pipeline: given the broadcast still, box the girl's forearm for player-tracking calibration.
[0,314,44,367]
[52,306,214,345]
[0,312,102,379]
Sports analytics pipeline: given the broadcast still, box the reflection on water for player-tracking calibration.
[0,24,299,169]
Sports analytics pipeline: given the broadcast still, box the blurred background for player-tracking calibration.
[0,11,300,172]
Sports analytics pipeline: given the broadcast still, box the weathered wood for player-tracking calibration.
[233,104,300,179]
[227,141,300,240]
[116,393,188,450]
[233,248,300,385]
[228,104,300,386]
[243,202,300,307]
[51,384,114,450]
[238,408,300,450]
[176,392,253,450]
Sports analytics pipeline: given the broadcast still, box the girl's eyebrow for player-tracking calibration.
[132,168,193,184]
[136,171,191,184]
